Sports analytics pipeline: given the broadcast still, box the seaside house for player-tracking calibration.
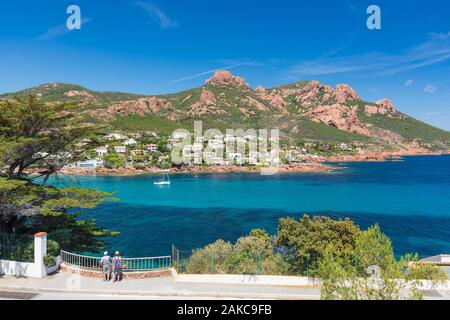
[147,144,158,153]
[269,154,281,166]
[76,159,104,169]
[261,152,270,165]
[211,156,225,165]
[183,145,192,155]
[182,145,193,163]
[191,151,202,164]
[224,134,236,142]
[192,143,203,164]
[95,146,108,157]
[46,152,72,162]
[167,138,181,148]
[158,155,170,163]
[203,151,216,164]
[77,138,91,147]
[213,133,224,140]
[144,131,157,137]
[107,133,127,141]
[192,143,203,153]
[32,152,49,159]
[208,139,223,148]
[419,254,450,277]
[124,138,137,146]
[130,149,143,156]
[172,132,189,140]
[182,145,202,164]
[227,152,243,165]
[114,146,127,154]
[287,148,306,160]
[247,151,259,165]
[129,132,142,138]
[339,143,347,150]
[183,145,198,164]
[235,136,246,144]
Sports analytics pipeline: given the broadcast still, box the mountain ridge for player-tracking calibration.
[1,70,450,149]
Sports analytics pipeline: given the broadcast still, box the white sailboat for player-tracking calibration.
[154,172,171,186]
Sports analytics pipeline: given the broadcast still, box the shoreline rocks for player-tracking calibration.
[51,150,450,177]
[60,163,333,176]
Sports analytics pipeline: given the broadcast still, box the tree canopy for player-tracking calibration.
[0,96,116,255]
[316,225,447,300]
[276,214,360,274]
[0,96,100,181]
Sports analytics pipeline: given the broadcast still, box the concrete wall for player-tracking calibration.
[175,274,320,287]
[60,263,174,279]
[0,260,43,278]
[46,256,62,275]
[0,232,51,278]
[174,274,450,290]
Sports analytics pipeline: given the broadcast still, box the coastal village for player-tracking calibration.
[63,130,370,174]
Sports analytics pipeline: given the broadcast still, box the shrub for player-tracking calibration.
[43,255,56,267]
[185,240,233,274]
[184,230,289,275]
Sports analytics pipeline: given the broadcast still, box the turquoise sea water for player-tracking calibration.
[52,155,450,257]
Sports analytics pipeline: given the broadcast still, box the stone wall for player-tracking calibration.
[60,263,174,279]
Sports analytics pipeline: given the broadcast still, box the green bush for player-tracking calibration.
[43,255,56,267]
[185,240,233,274]
[316,225,448,300]
[42,240,60,267]
[46,239,60,257]
[184,231,289,275]
[5,241,34,262]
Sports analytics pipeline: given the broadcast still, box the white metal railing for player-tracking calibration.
[60,250,172,272]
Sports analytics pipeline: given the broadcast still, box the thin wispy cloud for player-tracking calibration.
[167,59,261,84]
[215,59,263,67]
[286,33,450,78]
[404,80,414,87]
[421,110,450,117]
[424,85,437,94]
[168,64,246,84]
[135,1,178,29]
[35,18,91,40]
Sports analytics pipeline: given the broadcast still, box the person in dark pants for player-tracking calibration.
[112,251,123,282]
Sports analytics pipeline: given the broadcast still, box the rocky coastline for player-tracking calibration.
[58,149,449,177]
[60,162,333,176]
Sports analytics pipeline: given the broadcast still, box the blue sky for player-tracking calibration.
[1,0,450,129]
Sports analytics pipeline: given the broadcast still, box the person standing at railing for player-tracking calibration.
[100,251,111,281]
[112,251,123,282]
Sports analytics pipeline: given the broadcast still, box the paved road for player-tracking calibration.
[1,273,448,300]
[1,292,247,300]
[0,273,320,300]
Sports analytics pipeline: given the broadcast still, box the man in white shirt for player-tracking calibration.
[100,251,111,281]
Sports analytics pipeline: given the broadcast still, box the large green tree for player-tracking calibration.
[316,225,447,300]
[0,96,99,181]
[276,214,360,274]
[0,96,116,252]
